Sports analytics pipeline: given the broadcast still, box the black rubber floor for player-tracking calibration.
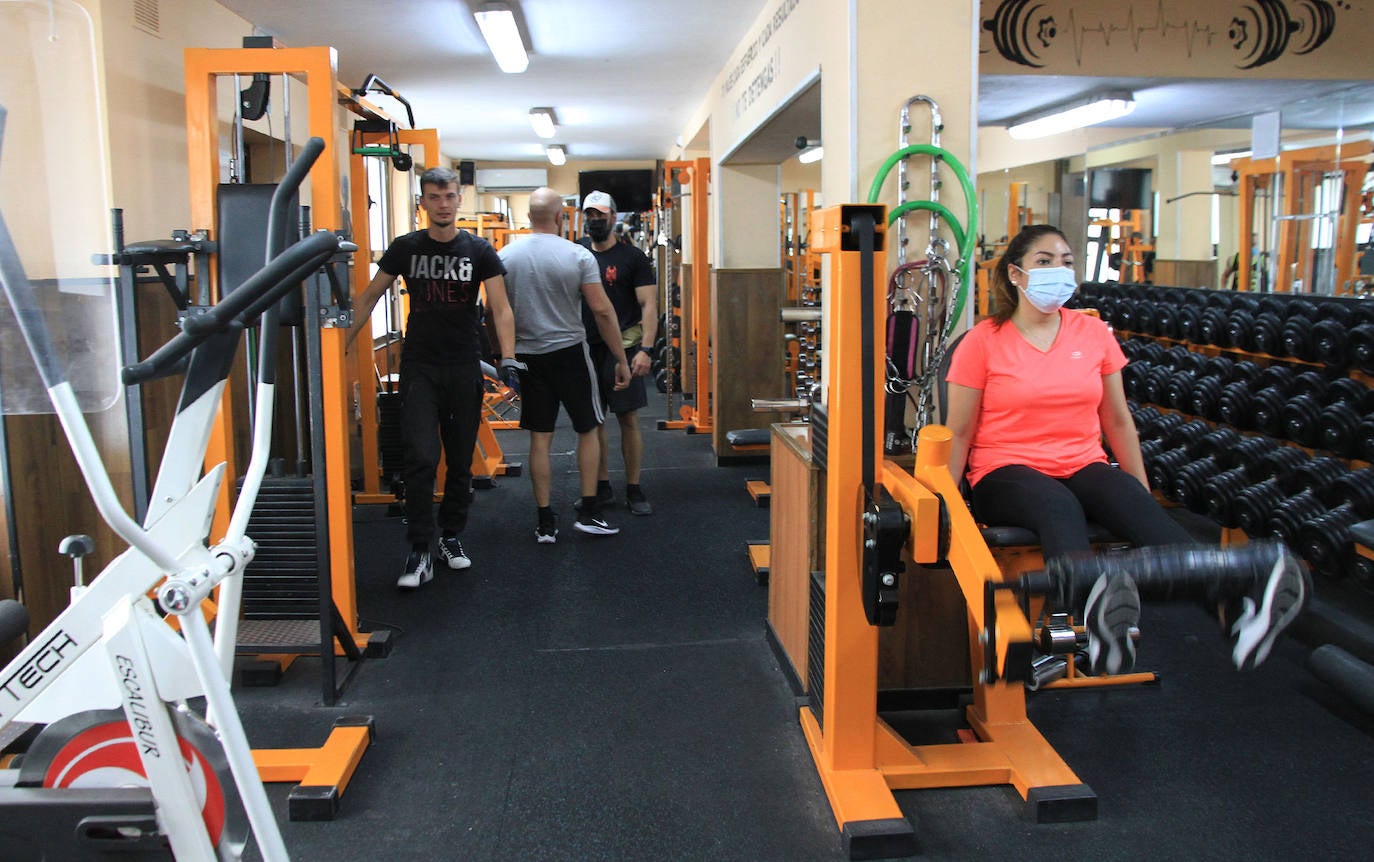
[237,412,1374,861]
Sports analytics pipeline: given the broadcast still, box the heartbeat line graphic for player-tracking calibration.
[982,0,1344,70]
[1068,1,1220,65]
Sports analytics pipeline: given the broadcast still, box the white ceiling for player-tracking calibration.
[215,1,1374,168]
[217,0,766,164]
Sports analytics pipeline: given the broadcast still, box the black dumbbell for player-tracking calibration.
[1202,466,1252,527]
[1234,478,1287,537]
[1250,312,1284,355]
[1173,456,1225,513]
[1318,402,1365,458]
[1267,489,1328,545]
[1349,323,1374,375]
[1225,435,1281,472]
[1279,455,1347,499]
[1312,317,1349,370]
[1251,445,1309,482]
[1297,503,1363,577]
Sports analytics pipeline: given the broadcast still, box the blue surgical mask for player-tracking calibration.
[1017,265,1077,313]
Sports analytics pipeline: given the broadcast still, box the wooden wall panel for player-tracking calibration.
[767,423,820,686]
[1153,259,1217,290]
[711,268,788,459]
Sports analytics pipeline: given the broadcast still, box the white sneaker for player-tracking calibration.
[573,514,620,536]
[397,550,433,589]
[1230,546,1309,671]
[438,536,471,570]
[1084,572,1141,675]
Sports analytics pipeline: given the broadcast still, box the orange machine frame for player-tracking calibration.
[660,157,712,433]
[1234,141,1371,293]
[184,44,374,817]
[802,204,1093,858]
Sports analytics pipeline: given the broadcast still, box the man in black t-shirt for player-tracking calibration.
[351,166,515,589]
[577,190,658,515]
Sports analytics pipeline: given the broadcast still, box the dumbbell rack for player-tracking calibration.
[1073,282,1374,590]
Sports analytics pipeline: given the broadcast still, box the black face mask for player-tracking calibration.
[586,219,612,242]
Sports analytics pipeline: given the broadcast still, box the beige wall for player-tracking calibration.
[96,0,256,241]
[719,163,783,268]
[856,0,977,279]
[676,0,849,261]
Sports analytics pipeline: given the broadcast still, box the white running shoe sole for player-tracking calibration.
[1085,572,1141,675]
[1231,550,1308,671]
[397,568,433,589]
[573,520,620,536]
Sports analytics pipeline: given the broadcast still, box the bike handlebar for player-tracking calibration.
[122,229,344,385]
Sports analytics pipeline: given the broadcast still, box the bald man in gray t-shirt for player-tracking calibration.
[498,187,629,541]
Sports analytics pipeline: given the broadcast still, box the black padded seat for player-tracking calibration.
[726,428,770,448]
[122,239,204,256]
[980,522,1122,548]
[1352,519,1374,550]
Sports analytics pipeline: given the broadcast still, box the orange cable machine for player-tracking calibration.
[802,204,1098,859]
[658,157,712,434]
[184,43,385,820]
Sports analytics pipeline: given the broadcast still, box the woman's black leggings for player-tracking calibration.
[970,462,1193,560]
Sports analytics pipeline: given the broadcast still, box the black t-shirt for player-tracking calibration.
[379,229,504,364]
[577,237,656,344]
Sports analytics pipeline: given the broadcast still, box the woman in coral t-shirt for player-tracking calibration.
[945,223,1189,559]
[944,224,1307,675]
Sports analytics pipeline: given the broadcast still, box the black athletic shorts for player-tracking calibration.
[517,342,604,434]
[590,341,649,415]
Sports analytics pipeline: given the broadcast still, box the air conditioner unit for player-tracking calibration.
[475,168,548,192]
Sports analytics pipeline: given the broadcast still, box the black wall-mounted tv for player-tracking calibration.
[578,169,655,214]
[1089,168,1152,211]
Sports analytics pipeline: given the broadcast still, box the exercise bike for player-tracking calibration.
[0,115,354,860]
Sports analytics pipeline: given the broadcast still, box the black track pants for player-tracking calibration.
[399,361,482,546]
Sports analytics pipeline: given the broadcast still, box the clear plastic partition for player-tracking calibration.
[0,0,119,413]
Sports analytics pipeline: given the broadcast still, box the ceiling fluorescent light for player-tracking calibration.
[545,144,566,166]
[474,2,528,73]
[1007,91,1135,140]
[798,146,824,164]
[529,107,557,139]
[1211,149,1252,165]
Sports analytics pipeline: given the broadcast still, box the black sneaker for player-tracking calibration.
[437,536,471,570]
[573,487,615,511]
[573,514,620,536]
[1229,545,1309,671]
[397,550,433,589]
[626,488,653,516]
[536,515,559,544]
[1084,572,1140,675]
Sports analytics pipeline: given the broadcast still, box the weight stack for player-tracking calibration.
[239,477,319,620]
[807,568,826,730]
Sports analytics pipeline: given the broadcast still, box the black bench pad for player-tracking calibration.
[726,428,770,448]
